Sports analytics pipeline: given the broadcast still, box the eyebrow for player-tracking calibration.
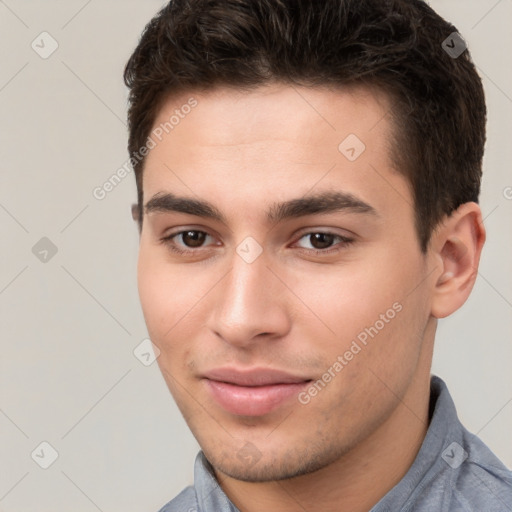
[144,190,378,224]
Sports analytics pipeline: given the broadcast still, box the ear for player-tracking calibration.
[430,202,486,319]
[131,203,142,235]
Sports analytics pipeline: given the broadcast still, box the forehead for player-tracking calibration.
[141,83,409,221]
[149,83,393,152]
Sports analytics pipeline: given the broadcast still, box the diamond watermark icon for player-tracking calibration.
[31,441,59,469]
[441,32,467,59]
[134,338,161,366]
[31,31,59,59]
[338,134,366,162]
[236,236,263,264]
[32,237,58,263]
[441,441,468,469]
[236,441,262,468]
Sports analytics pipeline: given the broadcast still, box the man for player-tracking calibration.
[124,0,512,510]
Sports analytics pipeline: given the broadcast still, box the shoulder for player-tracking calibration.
[449,432,512,511]
[413,431,512,512]
[156,485,197,512]
[377,377,512,512]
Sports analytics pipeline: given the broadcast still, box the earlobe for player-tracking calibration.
[430,202,486,319]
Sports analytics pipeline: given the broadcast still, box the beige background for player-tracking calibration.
[0,1,511,510]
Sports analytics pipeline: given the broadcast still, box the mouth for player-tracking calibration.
[202,367,313,416]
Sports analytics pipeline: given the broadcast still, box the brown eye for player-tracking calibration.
[180,230,207,248]
[160,229,215,255]
[294,231,355,254]
[308,233,336,249]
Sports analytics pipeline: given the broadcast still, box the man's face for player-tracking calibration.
[137,84,435,481]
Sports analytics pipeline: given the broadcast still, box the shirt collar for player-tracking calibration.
[193,451,240,512]
[370,375,462,510]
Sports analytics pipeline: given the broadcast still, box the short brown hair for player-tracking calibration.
[124,0,486,252]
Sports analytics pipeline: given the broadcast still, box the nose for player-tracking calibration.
[207,246,291,349]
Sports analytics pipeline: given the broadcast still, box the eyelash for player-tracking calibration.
[159,229,355,256]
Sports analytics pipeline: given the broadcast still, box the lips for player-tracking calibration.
[202,367,312,416]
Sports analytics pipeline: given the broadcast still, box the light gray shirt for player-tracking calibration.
[158,376,512,511]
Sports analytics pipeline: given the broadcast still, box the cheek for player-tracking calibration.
[286,257,411,340]
[288,249,427,376]
[137,244,188,352]
[137,249,169,338]
[137,257,194,401]
[137,241,216,376]
[292,270,427,440]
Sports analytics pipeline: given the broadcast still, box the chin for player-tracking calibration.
[204,443,343,483]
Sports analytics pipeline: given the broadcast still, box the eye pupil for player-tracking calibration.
[183,230,206,247]
[310,233,334,249]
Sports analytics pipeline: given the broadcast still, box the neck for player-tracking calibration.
[215,333,435,512]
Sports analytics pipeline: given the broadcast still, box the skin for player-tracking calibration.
[136,83,485,512]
